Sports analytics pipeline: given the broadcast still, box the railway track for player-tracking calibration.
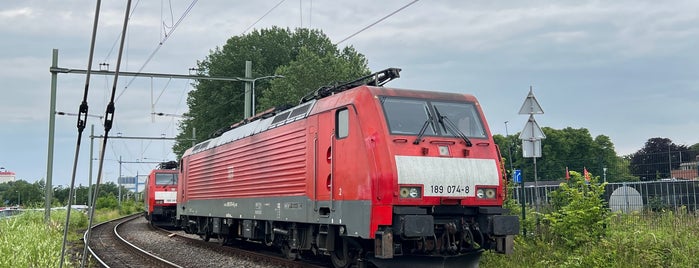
[85,214,329,268]
[148,223,330,268]
[85,214,182,268]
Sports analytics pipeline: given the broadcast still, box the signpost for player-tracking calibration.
[518,86,545,236]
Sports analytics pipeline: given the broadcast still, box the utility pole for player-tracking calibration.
[88,125,94,208]
[244,61,252,118]
[118,156,122,206]
[45,49,58,222]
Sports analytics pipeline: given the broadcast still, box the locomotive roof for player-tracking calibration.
[182,68,480,157]
[184,99,317,157]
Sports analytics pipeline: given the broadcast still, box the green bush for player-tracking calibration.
[119,199,144,215]
[542,171,611,249]
[95,193,118,209]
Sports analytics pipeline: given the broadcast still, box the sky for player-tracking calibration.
[0,0,698,189]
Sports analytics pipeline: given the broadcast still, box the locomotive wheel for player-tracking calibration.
[200,232,211,242]
[218,234,228,246]
[330,238,356,268]
[281,243,298,260]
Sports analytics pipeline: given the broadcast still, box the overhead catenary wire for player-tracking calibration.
[81,1,133,267]
[107,0,197,160]
[59,1,102,268]
[240,0,286,35]
[101,0,142,64]
[335,0,419,45]
[116,0,198,102]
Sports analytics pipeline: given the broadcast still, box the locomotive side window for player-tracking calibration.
[336,108,349,139]
[155,173,178,185]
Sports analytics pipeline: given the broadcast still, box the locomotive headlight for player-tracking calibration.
[485,188,496,199]
[155,200,164,204]
[409,188,420,198]
[399,186,422,198]
[476,189,485,198]
[476,188,497,199]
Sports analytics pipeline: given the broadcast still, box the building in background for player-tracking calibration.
[0,169,16,184]
[671,156,699,180]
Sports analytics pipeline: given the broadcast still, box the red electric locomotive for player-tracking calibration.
[144,161,178,226]
[177,68,518,268]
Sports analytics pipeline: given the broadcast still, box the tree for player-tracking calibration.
[495,127,632,183]
[53,184,91,206]
[629,137,690,181]
[0,180,44,207]
[258,46,369,110]
[173,27,370,157]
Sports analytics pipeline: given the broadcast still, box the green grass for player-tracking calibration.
[481,211,699,267]
[0,211,80,267]
[0,205,141,268]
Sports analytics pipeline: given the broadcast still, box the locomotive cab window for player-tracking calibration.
[381,97,435,135]
[432,101,486,138]
[155,173,178,185]
[336,108,349,139]
[380,96,486,138]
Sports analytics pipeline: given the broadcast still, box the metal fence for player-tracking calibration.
[510,180,699,228]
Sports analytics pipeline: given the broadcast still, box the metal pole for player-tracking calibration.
[45,49,58,222]
[252,79,257,116]
[118,156,122,207]
[506,121,526,236]
[192,127,196,147]
[534,156,540,233]
[88,125,94,208]
[244,61,252,118]
[135,171,139,201]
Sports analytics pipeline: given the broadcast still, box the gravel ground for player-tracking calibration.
[120,216,280,268]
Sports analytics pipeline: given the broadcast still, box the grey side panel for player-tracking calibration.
[178,197,373,238]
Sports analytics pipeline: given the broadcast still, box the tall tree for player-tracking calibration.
[629,137,690,180]
[173,27,370,157]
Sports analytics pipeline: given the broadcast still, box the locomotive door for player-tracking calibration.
[315,107,353,215]
[315,110,335,215]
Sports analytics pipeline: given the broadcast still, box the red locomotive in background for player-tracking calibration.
[176,68,519,267]
[144,161,178,226]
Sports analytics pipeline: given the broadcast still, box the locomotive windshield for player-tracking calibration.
[380,96,486,138]
[155,173,178,185]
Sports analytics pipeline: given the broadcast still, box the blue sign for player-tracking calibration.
[513,169,522,184]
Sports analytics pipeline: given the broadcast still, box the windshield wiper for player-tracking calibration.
[434,107,473,147]
[413,106,435,144]
[413,118,433,144]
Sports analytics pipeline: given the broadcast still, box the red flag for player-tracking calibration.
[565,167,570,180]
[584,167,590,182]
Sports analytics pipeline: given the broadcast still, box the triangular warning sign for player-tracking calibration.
[519,115,546,140]
[518,87,544,115]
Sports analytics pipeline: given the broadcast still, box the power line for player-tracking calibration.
[335,0,419,45]
[102,0,143,63]
[116,0,198,102]
[240,0,286,35]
